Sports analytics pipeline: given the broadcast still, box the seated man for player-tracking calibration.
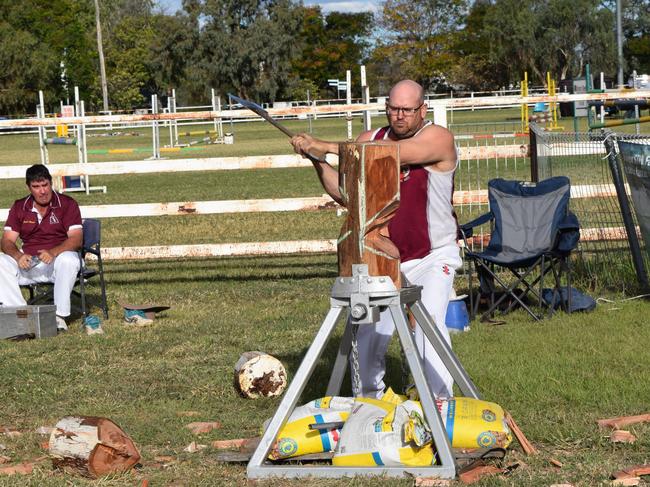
[0,164,82,331]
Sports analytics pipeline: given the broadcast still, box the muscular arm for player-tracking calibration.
[1,230,30,269]
[358,124,457,171]
[291,135,343,205]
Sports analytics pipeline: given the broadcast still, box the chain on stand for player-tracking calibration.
[350,321,362,397]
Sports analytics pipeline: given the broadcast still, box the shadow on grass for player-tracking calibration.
[107,269,338,286]
[106,254,337,274]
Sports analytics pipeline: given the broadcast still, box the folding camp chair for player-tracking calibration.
[25,218,108,319]
[459,177,580,321]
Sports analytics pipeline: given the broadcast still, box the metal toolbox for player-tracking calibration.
[0,305,57,339]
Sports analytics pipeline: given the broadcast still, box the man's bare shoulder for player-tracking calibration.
[418,123,455,144]
[356,130,375,142]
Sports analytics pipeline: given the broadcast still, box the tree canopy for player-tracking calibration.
[0,0,645,115]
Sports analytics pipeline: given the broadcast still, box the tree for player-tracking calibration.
[0,21,59,114]
[482,0,616,86]
[146,12,200,105]
[446,0,502,91]
[0,0,97,113]
[291,7,373,97]
[190,0,303,102]
[621,0,650,76]
[373,0,469,92]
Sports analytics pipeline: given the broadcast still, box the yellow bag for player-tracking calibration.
[268,396,353,459]
[437,397,512,449]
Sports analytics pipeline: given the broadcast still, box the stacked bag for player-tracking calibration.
[268,388,512,466]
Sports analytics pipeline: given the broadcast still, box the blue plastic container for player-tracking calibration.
[445,299,470,333]
[64,175,82,189]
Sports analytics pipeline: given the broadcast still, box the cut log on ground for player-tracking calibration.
[48,416,140,478]
[234,351,287,399]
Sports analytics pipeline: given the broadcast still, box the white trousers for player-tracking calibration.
[351,243,462,399]
[0,252,80,317]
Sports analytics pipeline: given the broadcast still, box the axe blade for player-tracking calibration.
[228,93,294,138]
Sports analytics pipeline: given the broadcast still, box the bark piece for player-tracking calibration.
[184,441,206,453]
[0,463,33,475]
[612,464,650,479]
[211,436,261,454]
[612,478,641,486]
[0,428,21,438]
[211,438,248,450]
[458,464,505,484]
[610,430,636,444]
[48,416,140,478]
[186,422,222,435]
[338,142,401,287]
[415,477,451,486]
[504,412,538,455]
[597,414,650,430]
[415,477,452,486]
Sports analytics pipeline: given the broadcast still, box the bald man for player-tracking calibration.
[291,79,461,399]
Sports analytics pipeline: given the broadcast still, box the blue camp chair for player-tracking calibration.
[460,177,580,321]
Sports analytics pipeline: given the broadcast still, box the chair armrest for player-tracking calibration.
[555,211,580,253]
[459,212,493,240]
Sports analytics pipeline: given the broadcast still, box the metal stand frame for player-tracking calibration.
[247,265,480,480]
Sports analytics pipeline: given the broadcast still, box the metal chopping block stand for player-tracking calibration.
[247,264,481,480]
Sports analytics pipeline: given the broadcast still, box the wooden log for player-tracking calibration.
[234,352,287,399]
[49,416,140,478]
[338,142,401,287]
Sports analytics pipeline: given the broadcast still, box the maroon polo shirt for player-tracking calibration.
[3,191,82,255]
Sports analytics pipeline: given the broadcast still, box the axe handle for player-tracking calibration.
[257,111,294,138]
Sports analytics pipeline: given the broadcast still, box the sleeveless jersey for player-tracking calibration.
[371,123,459,262]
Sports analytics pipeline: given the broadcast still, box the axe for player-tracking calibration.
[228,93,325,161]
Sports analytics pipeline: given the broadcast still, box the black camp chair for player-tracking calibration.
[25,218,108,319]
[460,177,580,321]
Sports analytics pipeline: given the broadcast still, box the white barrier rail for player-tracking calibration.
[0,145,528,180]
[2,91,649,129]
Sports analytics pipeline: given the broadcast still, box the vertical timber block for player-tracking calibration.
[338,142,401,287]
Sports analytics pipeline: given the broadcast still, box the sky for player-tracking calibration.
[155,0,380,15]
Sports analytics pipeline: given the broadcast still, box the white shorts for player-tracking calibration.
[351,243,462,399]
[0,251,80,317]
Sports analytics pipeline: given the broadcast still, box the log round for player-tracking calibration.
[337,142,401,287]
[234,351,287,399]
[49,416,141,478]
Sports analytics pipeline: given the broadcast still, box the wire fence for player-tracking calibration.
[530,124,650,293]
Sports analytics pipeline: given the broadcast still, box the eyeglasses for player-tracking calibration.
[385,103,424,117]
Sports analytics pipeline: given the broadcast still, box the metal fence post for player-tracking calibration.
[529,123,539,182]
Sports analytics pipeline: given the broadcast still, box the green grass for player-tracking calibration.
[0,108,649,485]
[0,255,649,486]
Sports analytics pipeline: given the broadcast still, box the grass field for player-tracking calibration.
[0,108,649,486]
